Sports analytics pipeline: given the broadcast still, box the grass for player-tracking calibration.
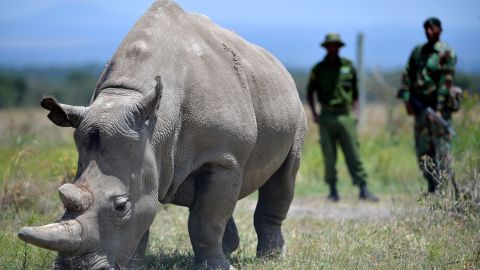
[298,104,422,196]
[0,100,479,269]
[142,197,480,270]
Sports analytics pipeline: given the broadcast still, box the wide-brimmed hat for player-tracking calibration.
[320,33,345,47]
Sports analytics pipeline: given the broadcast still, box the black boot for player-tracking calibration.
[327,184,340,202]
[426,175,437,193]
[359,183,379,202]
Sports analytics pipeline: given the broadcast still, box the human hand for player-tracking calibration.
[449,86,462,97]
[352,101,360,119]
[427,110,442,122]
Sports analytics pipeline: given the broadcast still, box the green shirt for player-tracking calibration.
[307,57,358,109]
[401,41,457,113]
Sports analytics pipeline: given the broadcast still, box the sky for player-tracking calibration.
[1,0,479,71]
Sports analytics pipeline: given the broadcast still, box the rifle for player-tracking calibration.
[408,94,456,137]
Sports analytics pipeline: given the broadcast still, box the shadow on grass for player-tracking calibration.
[142,249,260,269]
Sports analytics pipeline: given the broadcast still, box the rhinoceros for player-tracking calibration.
[18,0,306,269]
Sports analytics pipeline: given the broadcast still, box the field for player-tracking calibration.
[0,99,479,269]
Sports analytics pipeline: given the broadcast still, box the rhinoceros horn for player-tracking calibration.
[58,183,93,212]
[17,184,91,252]
[18,219,82,253]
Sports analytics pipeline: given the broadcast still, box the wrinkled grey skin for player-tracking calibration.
[18,1,306,269]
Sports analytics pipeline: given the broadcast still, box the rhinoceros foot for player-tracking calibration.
[256,232,286,259]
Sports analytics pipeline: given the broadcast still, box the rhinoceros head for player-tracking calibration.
[18,77,163,269]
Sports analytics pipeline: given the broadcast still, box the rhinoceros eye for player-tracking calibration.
[113,197,129,212]
[111,196,132,226]
[115,202,127,212]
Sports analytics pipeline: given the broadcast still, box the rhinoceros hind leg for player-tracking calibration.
[254,147,300,259]
[222,217,240,257]
[189,166,240,270]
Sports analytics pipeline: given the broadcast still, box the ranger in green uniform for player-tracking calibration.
[307,33,378,202]
[398,18,461,193]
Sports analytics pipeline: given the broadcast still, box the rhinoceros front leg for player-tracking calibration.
[222,217,239,257]
[254,149,299,258]
[128,228,150,268]
[188,166,241,270]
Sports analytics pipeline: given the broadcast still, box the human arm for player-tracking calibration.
[397,48,418,115]
[306,70,320,123]
[351,66,360,119]
[440,48,461,113]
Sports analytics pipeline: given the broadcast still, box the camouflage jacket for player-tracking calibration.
[307,57,358,109]
[401,41,460,118]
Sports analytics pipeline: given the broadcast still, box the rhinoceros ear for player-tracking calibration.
[40,97,87,128]
[139,76,163,122]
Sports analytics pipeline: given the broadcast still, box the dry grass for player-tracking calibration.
[0,103,479,269]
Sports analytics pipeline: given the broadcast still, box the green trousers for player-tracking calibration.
[414,113,453,187]
[319,109,367,186]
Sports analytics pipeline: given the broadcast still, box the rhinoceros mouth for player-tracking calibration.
[55,252,118,270]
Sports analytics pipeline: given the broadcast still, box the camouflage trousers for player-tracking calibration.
[319,109,368,186]
[414,113,453,192]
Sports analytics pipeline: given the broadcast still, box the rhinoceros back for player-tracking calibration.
[93,0,305,201]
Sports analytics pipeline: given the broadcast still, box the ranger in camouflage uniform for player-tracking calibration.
[398,17,461,192]
[307,33,378,202]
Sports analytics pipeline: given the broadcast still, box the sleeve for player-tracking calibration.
[398,47,417,102]
[440,47,457,81]
[351,65,359,102]
[441,47,460,112]
[306,67,320,116]
[306,68,319,94]
[445,49,460,112]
